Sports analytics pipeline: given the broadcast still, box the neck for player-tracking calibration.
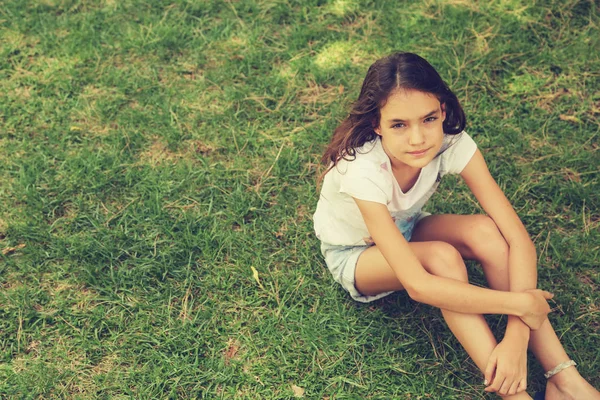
[391,163,421,192]
[391,161,420,175]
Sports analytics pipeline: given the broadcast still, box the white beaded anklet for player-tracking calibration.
[544,360,577,379]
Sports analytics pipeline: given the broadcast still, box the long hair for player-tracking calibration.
[320,52,466,177]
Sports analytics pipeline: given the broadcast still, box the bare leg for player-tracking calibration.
[355,241,531,399]
[411,214,600,400]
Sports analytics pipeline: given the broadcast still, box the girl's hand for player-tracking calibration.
[484,333,528,395]
[519,289,554,330]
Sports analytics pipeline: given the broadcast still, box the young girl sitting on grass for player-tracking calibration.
[313,52,600,400]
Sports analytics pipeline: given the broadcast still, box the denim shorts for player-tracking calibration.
[320,212,429,303]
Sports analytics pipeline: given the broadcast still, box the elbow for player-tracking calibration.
[406,288,423,303]
[404,272,434,303]
[405,281,427,303]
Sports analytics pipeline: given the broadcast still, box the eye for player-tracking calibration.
[424,116,438,123]
[391,122,405,129]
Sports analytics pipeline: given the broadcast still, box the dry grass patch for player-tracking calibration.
[576,273,599,291]
[219,35,249,53]
[297,80,344,108]
[137,137,217,167]
[40,343,96,396]
[532,87,573,112]
[223,338,242,365]
[183,85,229,116]
[69,84,126,136]
[469,25,497,55]
[157,65,202,88]
[71,289,99,312]
[91,353,121,375]
[137,137,180,166]
[29,55,79,83]
[0,217,7,237]
[48,352,127,397]
[11,85,34,99]
[1,29,41,60]
[0,273,26,291]
[276,62,298,81]
[177,62,205,81]
[11,337,87,373]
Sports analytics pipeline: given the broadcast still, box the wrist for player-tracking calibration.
[513,292,531,317]
[506,316,531,341]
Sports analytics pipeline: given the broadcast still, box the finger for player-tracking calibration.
[517,379,527,393]
[484,355,497,386]
[485,375,505,393]
[498,377,513,395]
[542,291,554,299]
[508,380,520,395]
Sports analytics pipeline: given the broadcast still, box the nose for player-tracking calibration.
[408,126,425,146]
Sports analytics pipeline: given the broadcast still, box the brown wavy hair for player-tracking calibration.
[320,52,466,178]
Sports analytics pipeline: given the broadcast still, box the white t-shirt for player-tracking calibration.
[313,132,478,246]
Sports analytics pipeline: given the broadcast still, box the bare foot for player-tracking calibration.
[545,369,600,400]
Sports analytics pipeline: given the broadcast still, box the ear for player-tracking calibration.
[373,118,381,136]
[441,102,447,121]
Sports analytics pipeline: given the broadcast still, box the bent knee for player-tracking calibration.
[467,215,509,261]
[422,241,468,282]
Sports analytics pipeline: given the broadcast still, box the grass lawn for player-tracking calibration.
[0,0,598,398]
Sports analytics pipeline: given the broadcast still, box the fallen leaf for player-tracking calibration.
[562,168,581,182]
[2,243,25,255]
[250,266,265,290]
[224,339,240,365]
[559,114,581,123]
[291,384,305,398]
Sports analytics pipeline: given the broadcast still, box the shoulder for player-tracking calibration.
[439,131,478,175]
[335,139,394,204]
[336,138,387,174]
[439,131,476,155]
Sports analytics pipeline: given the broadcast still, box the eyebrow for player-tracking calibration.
[387,109,439,123]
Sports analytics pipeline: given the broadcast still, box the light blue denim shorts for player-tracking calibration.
[320,212,429,303]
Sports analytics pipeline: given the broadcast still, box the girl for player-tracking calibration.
[313,52,600,400]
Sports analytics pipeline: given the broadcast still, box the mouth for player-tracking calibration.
[407,148,430,156]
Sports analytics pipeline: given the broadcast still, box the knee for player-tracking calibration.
[423,241,468,282]
[468,215,509,262]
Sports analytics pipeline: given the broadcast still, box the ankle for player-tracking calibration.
[547,364,582,388]
[546,380,576,400]
[547,377,600,400]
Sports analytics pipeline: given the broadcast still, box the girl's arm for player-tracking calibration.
[355,198,550,325]
[460,149,538,338]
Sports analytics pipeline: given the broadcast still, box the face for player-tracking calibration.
[374,89,446,171]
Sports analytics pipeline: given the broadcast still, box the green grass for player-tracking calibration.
[0,0,598,398]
